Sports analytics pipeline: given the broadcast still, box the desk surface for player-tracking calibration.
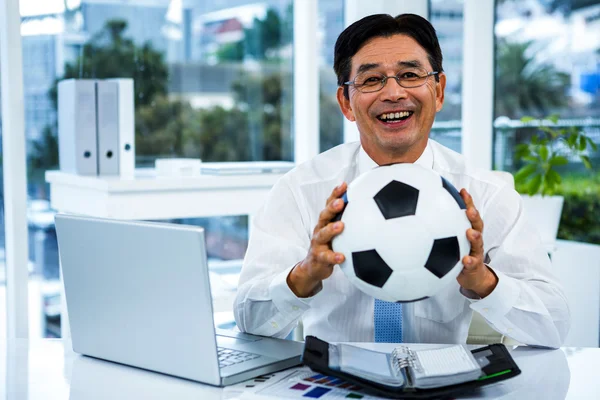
[1,340,598,400]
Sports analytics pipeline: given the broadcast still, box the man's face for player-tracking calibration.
[337,34,446,165]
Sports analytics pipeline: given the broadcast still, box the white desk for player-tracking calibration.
[1,339,598,400]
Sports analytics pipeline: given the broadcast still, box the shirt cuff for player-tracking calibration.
[464,268,521,318]
[269,264,316,317]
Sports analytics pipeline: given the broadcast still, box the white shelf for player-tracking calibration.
[45,169,283,220]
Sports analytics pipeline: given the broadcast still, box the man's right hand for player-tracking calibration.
[287,182,348,297]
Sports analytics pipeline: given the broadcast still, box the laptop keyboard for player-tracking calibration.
[218,347,260,368]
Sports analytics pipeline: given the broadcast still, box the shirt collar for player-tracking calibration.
[358,140,434,175]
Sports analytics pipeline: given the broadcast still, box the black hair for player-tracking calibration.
[333,14,444,99]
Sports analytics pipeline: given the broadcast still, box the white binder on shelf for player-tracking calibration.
[107,78,135,178]
[96,80,120,176]
[58,79,98,176]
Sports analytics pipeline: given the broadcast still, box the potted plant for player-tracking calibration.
[513,114,597,251]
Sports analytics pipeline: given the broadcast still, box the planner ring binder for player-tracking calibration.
[391,346,422,375]
[302,336,521,400]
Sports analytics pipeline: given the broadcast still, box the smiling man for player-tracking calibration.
[234,14,570,348]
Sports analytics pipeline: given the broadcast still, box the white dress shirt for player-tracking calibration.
[234,140,570,348]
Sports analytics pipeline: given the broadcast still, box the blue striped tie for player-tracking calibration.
[374,299,403,343]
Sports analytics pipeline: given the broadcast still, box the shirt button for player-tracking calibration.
[292,306,300,311]
[482,308,489,313]
[271,321,278,328]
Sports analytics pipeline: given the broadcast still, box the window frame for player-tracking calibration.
[0,0,30,339]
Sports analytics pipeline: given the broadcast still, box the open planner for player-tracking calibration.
[302,336,521,399]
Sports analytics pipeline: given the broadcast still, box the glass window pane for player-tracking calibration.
[23,0,294,337]
[21,4,62,337]
[171,1,294,163]
[430,0,464,153]
[494,0,600,245]
[0,56,5,338]
[319,0,344,152]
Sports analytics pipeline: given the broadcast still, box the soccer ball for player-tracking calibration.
[331,163,471,303]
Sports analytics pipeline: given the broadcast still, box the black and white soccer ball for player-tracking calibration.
[331,163,471,303]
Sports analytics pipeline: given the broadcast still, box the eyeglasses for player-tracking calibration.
[344,67,439,93]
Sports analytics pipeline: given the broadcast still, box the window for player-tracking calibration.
[494,0,600,244]
[429,0,464,153]
[22,0,294,337]
[319,0,344,152]
[0,57,5,337]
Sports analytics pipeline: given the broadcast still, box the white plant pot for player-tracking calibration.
[520,195,564,252]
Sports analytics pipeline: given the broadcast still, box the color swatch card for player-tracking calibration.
[222,368,297,399]
[223,367,389,400]
[254,368,388,399]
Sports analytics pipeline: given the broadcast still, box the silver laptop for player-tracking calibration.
[55,214,304,386]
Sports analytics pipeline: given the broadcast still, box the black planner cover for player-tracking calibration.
[302,336,521,399]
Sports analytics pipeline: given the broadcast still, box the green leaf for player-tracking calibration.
[587,137,598,151]
[515,143,529,154]
[549,155,568,166]
[541,175,555,196]
[528,174,542,196]
[521,116,535,123]
[515,143,529,152]
[567,133,578,148]
[514,164,538,183]
[523,155,538,163]
[540,126,558,137]
[546,169,561,186]
[514,144,531,160]
[579,135,587,151]
[546,114,559,124]
[581,155,592,169]
[538,146,549,161]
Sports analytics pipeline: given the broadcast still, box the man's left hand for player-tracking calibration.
[457,189,498,298]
